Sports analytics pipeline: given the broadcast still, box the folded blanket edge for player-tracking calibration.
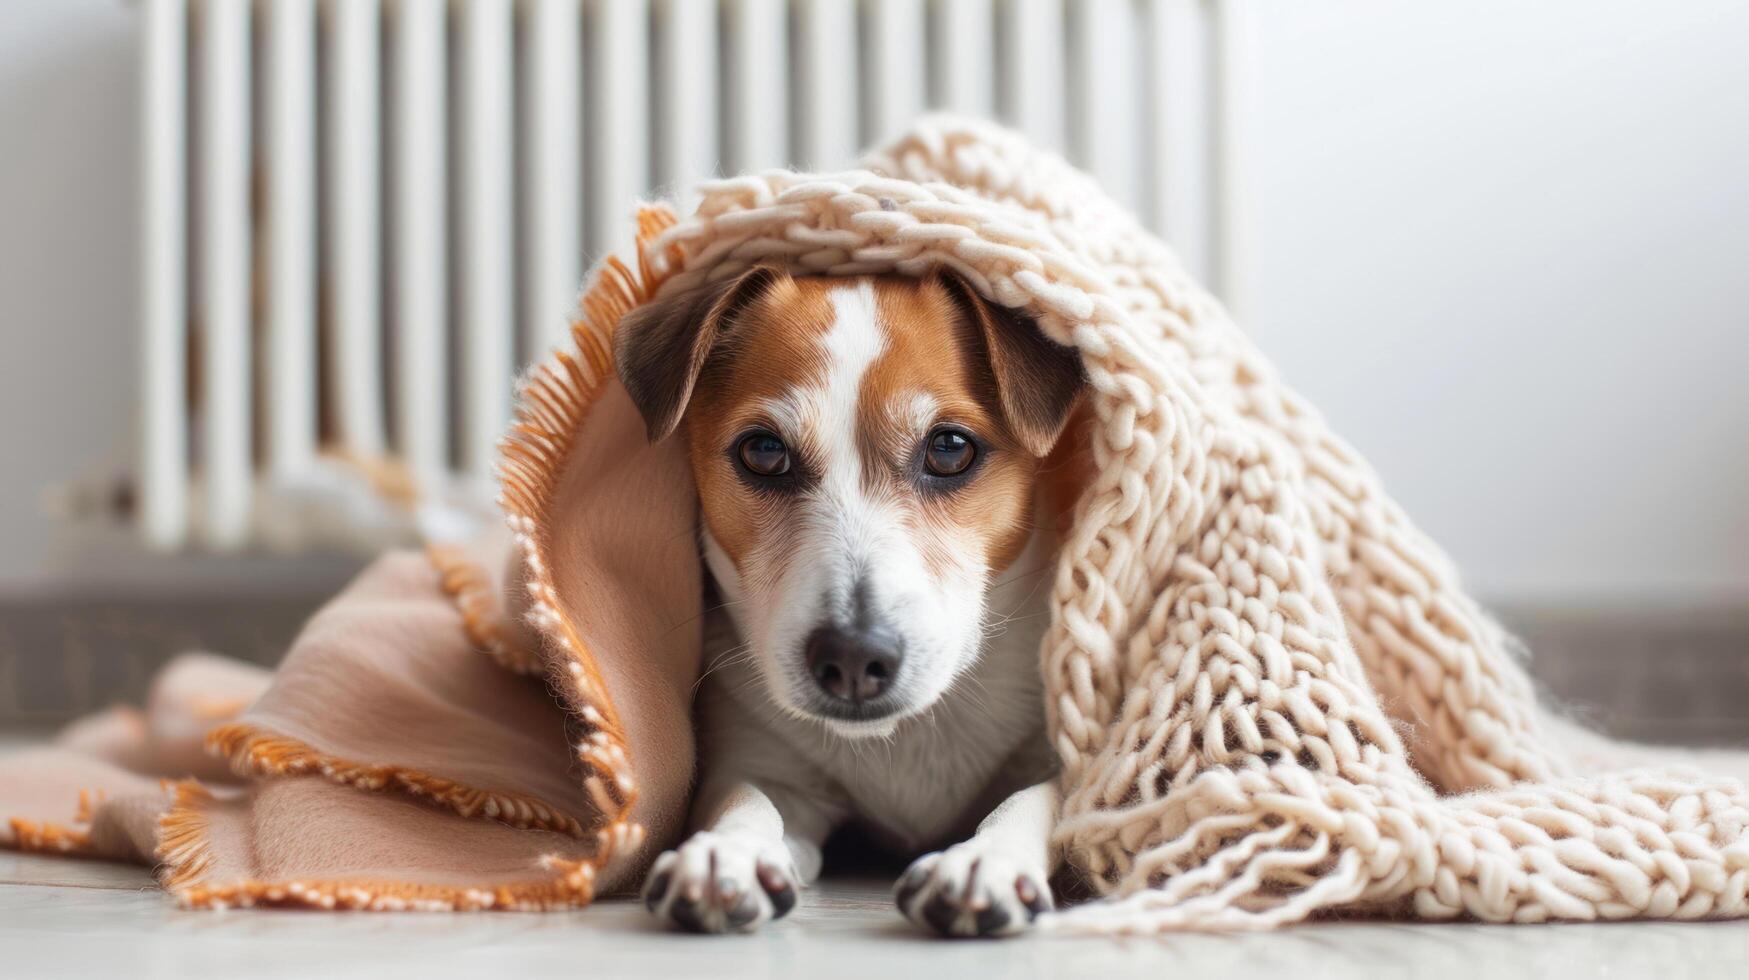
[156,781,603,912]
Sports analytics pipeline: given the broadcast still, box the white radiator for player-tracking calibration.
[135,0,1252,551]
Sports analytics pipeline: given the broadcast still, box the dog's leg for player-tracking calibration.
[642,777,837,934]
[894,780,1059,938]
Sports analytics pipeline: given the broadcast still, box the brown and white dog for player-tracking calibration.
[613,268,1083,937]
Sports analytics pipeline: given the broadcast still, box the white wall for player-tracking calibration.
[0,1,146,593]
[1247,0,1749,604]
[0,0,1743,604]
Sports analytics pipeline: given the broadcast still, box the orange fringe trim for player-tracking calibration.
[205,723,588,839]
[3,786,111,857]
[157,780,607,911]
[157,780,216,889]
[171,862,600,912]
[74,787,107,823]
[7,817,94,855]
[495,206,685,843]
[426,543,541,675]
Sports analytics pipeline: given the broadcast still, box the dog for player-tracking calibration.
[612,266,1084,937]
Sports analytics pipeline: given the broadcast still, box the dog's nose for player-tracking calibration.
[804,627,902,703]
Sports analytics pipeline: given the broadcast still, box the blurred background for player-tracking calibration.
[0,0,1744,739]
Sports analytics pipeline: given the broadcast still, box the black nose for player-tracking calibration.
[804,626,902,703]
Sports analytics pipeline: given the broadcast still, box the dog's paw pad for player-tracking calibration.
[642,832,799,934]
[894,846,1051,938]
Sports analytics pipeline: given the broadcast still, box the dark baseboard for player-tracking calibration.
[0,593,332,725]
[1495,604,1749,747]
[1,593,1745,746]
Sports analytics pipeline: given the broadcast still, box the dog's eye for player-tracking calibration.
[736,432,791,477]
[924,429,976,477]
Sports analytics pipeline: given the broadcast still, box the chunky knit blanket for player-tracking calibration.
[4,118,1745,930]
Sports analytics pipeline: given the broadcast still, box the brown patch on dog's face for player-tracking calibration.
[681,274,837,574]
[648,272,1079,733]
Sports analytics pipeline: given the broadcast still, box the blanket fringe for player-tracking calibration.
[157,779,217,889]
[7,817,95,856]
[205,723,589,839]
[426,543,541,675]
[169,863,600,913]
[494,205,686,849]
[3,786,111,857]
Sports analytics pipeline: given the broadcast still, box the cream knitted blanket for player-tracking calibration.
[639,116,1749,931]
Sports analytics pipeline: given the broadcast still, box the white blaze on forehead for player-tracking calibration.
[750,282,886,465]
[815,282,885,488]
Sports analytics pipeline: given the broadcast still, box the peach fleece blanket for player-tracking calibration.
[4,118,1746,929]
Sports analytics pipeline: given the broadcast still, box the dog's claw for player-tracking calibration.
[723,889,762,930]
[642,832,801,934]
[1017,875,1051,917]
[642,868,672,913]
[974,903,1012,935]
[895,846,1051,938]
[759,859,799,919]
[668,895,708,932]
[894,864,928,910]
[921,891,961,934]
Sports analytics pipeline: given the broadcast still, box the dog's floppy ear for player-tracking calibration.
[937,271,1085,457]
[614,266,784,442]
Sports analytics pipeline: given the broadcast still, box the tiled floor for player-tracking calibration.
[4,848,1748,978]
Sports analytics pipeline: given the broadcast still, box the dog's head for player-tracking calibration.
[614,268,1082,736]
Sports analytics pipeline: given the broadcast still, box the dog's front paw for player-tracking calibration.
[642,831,799,934]
[894,842,1052,938]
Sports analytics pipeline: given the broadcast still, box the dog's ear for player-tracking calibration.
[613,266,785,442]
[936,271,1084,457]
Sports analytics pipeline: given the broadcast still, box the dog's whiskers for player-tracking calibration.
[988,563,1053,596]
[981,609,1053,641]
[663,596,747,638]
[692,642,754,697]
